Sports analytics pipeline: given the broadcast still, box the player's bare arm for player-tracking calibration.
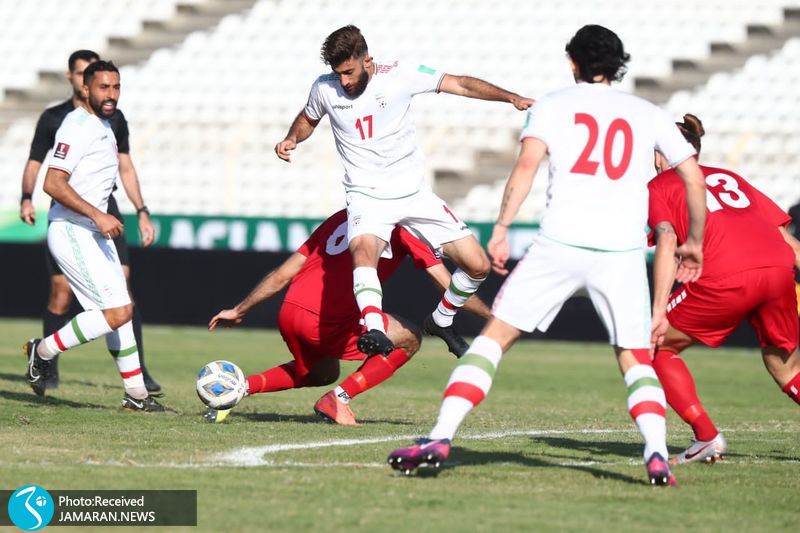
[208,252,308,330]
[489,137,546,275]
[19,159,43,225]
[425,263,492,319]
[275,111,320,162]
[777,225,800,271]
[118,153,154,247]
[673,157,707,283]
[650,221,679,352]
[438,74,534,110]
[43,167,123,238]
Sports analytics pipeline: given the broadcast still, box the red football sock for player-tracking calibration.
[339,348,411,399]
[246,361,311,394]
[782,372,800,405]
[652,349,718,441]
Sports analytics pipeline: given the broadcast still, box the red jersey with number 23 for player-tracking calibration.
[648,165,793,279]
[283,209,440,320]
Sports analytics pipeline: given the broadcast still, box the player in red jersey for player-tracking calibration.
[649,114,800,464]
[208,210,490,424]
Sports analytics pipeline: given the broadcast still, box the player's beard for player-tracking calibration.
[89,96,117,119]
[344,69,370,97]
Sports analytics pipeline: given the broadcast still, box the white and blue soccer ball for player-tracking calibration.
[196,360,246,410]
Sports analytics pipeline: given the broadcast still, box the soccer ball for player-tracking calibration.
[196,360,246,410]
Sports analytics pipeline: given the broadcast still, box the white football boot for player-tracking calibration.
[670,433,727,465]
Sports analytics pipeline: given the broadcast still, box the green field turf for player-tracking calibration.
[1,317,797,532]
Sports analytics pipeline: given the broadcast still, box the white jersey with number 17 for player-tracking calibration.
[303,58,444,199]
[521,83,695,251]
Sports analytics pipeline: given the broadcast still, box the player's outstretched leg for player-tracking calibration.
[388,438,451,475]
[388,335,503,475]
[623,349,675,486]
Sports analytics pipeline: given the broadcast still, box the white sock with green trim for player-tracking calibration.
[107,321,147,399]
[353,266,386,333]
[38,309,113,360]
[429,336,503,440]
[432,269,484,327]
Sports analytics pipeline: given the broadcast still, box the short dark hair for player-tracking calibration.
[68,50,100,72]
[676,113,705,153]
[565,25,630,83]
[321,25,368,67]
[83,60,120,86]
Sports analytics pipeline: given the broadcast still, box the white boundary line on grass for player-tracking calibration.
[213,428,638,468]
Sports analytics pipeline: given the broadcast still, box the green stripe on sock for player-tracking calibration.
[70,318,87,344]
[627,377,662,394]
[459,352,496,379]
[448,281,471,299]
[355,287,383,298]
[110,346,138,358]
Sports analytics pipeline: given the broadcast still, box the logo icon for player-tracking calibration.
[8,485,54,531]
[54,142,70,159]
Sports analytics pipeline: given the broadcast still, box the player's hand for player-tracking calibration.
[138,211,155,247]
[20,200,36,225]
[209,308,244,331]
[488,224,511,275]
[675,238,703,283]
[511,95,535,111]
[650,308,669,355]
[275,138,297,162]
[94,212,124,239]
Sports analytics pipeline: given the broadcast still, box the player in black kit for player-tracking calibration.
[19,50,161,392]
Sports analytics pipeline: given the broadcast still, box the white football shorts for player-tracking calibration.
[346,184,473,250]
[492,235,651,349]
[47,220,131,310]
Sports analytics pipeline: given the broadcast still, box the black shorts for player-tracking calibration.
[45,195,130,276]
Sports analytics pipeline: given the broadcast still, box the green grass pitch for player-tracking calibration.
[1,318,797,532]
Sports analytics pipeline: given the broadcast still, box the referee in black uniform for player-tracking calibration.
[19,50,161,392]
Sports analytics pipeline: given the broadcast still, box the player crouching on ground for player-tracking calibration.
[207,210,490,424]
[23,61,170,412]
[649,113,800,464]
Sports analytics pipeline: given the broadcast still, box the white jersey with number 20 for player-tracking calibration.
[521,83,695,251]
[303,58,444,199]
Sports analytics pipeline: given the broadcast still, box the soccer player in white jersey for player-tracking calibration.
[275,25,533,358]
[389,25,708,487]
[23,61,168,412]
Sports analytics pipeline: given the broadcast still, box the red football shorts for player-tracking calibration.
[278,302,366,376]
[667,266,798,353]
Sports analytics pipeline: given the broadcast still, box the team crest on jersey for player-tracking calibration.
[54,142,70,159]
[375,94,387,109]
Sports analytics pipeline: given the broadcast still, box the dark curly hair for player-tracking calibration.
[565,25,630,83]
[321,25,368,67]
[675,113,705,153]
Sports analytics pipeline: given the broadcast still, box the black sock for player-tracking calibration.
[44,310,68,338]
[132,305,147,373]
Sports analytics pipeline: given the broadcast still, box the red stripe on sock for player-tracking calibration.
[629,401,666,419]
[53,330,67,351]
[120,368,143,379]
[444,382,486,406]
[361,305,388,330]
[440,296,457,310]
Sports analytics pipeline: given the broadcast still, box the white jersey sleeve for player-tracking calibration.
[49,119,91,176]
[652,107,696,167]
[303,77,329,122]
[396,59,445,96]
[519,98,555,146]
